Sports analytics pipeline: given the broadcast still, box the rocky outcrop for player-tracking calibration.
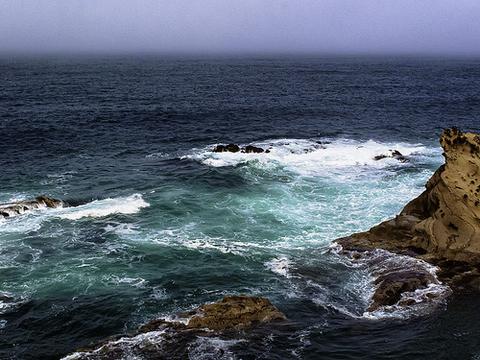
[64,296,286,359]
[243,145,265,154]
[337,128,480,291]
[0,196,63,219]
[367,269,436,311]
[213,144,267,153]
[213,144,241,153]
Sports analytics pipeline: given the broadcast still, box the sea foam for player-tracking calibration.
[185,138,439,177]
[58,194,149,220]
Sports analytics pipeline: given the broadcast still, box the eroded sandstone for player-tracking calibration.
[337,128,480,296]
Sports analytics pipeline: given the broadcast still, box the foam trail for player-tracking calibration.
[57,194,149,220]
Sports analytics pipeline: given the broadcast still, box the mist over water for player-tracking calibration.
[1,57,480,358]
[1,0,480,55]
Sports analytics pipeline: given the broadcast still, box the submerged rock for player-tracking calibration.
[337,128,480,291]
[0,196,63,219]
[64,296,286,359]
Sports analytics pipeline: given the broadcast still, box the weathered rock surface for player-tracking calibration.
[64,296,286,359]
[0,196,63,219]
[337,128,480,292]
[186,295,285,330]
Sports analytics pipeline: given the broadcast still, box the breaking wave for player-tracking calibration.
[184,138,440,178]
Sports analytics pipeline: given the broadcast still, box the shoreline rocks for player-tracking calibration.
[337,128,480,307]
[64,296,286,359]
[0,196,63,219]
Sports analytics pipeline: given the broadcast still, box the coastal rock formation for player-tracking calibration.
[64,296,286,359]
[243,145,265,154]
[184,295,285,330]
[0,196,63,219]
[337,128,480,303]
[213,144,241,153]
[373,149,408,162]
[213,144,266,153]
[367,268,436,311]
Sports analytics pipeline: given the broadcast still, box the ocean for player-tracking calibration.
[1,56,480,359]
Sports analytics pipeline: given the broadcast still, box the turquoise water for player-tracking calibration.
[1,57,480,359]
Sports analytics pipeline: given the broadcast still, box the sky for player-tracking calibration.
[1,0,479,55]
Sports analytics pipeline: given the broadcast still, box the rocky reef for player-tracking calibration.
[337,128,480,309]
[213,144,269,153]
[63,296,286,359]
[0,196,63,219]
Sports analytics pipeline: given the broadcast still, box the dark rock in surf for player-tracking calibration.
[368,270,435,311]
[242,145,264,154]
[373,149,408,162]
[0,196,63,219]
[64,296,286,359]
[212,144,267,154]
[212,144,241,153]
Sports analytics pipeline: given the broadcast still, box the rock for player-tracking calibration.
[242,145,264,154]
[212,144,267,154]
[0,196,63,219]
[373,149,408,162]
[368,270,435,311]
[338,128,480,287]
[186,296,285,331]
[212,144,240,153]
[140,296,285,333]
[64,296,286,359]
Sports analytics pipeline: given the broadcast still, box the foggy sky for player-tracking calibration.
[1,0,479,55]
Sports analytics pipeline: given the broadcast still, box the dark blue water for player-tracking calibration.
[1,56,480,359]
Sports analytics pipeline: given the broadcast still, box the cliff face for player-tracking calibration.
[337,128,480,284]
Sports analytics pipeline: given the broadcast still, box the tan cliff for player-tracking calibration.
[338,128,480,285]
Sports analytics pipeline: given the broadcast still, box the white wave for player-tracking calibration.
[333,247,451,320]
[0,291,28,315]
[62,330,167,360]
[188,337,245,360]
[150,286,168,301]
[103,275,148,288]
[185,138,441,177]
[265,257,293,278]
[104,222,139,235]
[0,194,149,235]
[57,194,149,220]
[146,151,171,159]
